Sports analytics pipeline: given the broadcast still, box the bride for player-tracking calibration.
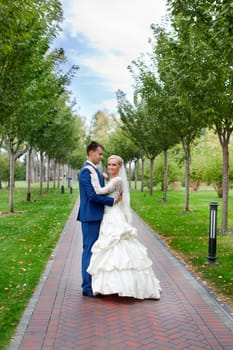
[86,155,161,300]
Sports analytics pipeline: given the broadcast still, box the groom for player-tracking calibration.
[77,141,122,297]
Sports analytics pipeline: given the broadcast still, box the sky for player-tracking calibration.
[54,0,168,120]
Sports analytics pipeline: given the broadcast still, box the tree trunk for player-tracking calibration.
[184,146,190,212]
[58,163,61,188]
[26,147,32,202]
[221,141,229,232]
[53,160,57,189]
[134,160,138,190]
[34,150,39,182]
[7,140,27,212]
[128,161,132,190]
[47,156,50,192]
[9,150,15,213]
[149,157,155,196]
[39,151,44,195]
[162,149,168,202]
[141,156,145,192]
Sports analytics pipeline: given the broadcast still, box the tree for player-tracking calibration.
[152,151,182,192]
[129,56,180,201]
[0,0,63,211]
[117,90,162,195]
[168,0,233,230]
[104,124,141,189]
[67,116,87,172]
[151,23,205,212]
[88,111,113,145]
[24,52,78,200]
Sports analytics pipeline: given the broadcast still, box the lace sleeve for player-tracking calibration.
[92,175,122,194]
[86,166,122,194]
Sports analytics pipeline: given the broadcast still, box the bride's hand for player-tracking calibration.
[114,191,122,204]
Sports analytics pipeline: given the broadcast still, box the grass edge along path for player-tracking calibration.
[0,184,78,350]
[130,189,233,309]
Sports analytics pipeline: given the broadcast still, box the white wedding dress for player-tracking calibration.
[87,171,161,300]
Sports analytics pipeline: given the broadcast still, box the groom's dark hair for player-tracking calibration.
[86,141,105,155]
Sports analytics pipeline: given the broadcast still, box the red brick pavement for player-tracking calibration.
[8,200,233,350]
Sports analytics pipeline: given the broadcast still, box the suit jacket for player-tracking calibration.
[77,162,114,222]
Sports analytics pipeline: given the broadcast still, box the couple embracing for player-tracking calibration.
[77,141,161,300]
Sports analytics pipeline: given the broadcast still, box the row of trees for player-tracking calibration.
[0,1,85,211]
[115,0,233,233]
[1,0,232,235]
[84,111,233,200]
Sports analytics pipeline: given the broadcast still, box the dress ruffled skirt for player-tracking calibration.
[87,205,161,299]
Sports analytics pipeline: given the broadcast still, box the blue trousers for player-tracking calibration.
[81,221,101,295]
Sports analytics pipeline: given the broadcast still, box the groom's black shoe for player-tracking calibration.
[82,291,93,297]
[82,291,104,298]
[93,293,104,298]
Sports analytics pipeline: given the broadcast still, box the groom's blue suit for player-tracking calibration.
[77,161,114,296]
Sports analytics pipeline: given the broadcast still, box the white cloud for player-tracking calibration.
[83,53,131,89]
[62,0,166,53]
[59,0,167,116]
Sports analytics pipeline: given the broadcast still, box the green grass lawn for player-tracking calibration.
[0,183,78,350]
[130,188,233,308]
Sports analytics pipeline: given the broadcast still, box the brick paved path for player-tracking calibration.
[8,200,233,350]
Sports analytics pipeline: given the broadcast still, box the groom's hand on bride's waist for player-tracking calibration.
[114,191,123,205]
